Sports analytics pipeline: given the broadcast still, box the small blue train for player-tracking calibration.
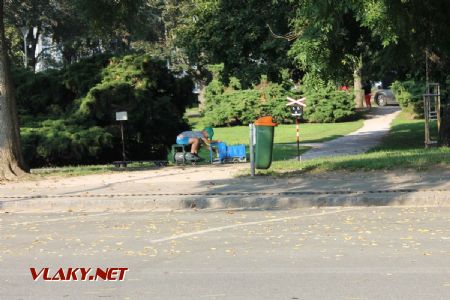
[213,142,247,163]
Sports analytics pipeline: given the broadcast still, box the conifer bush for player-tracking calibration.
[15,54,194,167]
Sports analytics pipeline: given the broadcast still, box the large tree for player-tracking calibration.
[337,0,450,142]
[0,0,27,180]
[175,0,293,87]
[6,0,59,70]
[287,0,386,108]
[367,0,450,82]
[4,0,163,68]
[0,0,155,179]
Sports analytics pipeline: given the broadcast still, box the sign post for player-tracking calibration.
[116,111,128,162]
[286,97,307,161]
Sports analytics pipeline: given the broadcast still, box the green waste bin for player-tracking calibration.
[255,116,277,169]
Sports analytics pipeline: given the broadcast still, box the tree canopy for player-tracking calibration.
[1,0,450,176]
[175,0,294,86]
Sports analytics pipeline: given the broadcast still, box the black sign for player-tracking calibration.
[291,106,303,117]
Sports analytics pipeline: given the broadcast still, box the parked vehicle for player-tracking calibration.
[372,81,398,106]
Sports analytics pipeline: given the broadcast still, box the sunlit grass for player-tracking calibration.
[264,112,446,175]
[213,122,364,145]
[185,107,364,145]
[261,148,450,176]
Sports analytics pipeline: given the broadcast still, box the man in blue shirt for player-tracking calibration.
[176,127,220,159]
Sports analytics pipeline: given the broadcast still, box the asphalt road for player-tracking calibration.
[1,207,450,300]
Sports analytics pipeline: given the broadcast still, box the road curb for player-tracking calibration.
[2,191,450,212]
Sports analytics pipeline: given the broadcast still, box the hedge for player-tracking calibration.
[202,73,356,126]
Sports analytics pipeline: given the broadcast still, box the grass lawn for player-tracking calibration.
[263,111,446,175]
[185,107,204,129]
[186,108,363,163]
[213,122,364,145]
[203,122,361,162]
[186,107,364,145]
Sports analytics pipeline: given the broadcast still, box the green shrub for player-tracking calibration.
[203,89,261,126]
[203,76,292,126]
[76,55,194,161]
[391,80,425,117]
[202,72,356,126]
[21,120,113,167]
[14,55,111,117]
[259,83,292,122]
[302,74,355,123]
[16,54,194,167]
[62,54,111,96]
[14,69,69,116]
[303,88,355,123]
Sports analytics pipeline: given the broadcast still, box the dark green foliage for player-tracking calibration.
[288,1,379,86]
[176,0,293,87]
[202,76,292,126]
[14,55,111,117]
[16,54,194,167]
[14,69,71,116]
[77,55,193,160]
[202,73,356,126]
[21,121,113,167]
[61,55,111,96]
[259,82,293,123]
[391,80,425,118]
[203,89,261,126]
[302,75,356,123]
[303,89,356,123]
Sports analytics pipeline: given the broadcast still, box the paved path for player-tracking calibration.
[2,207,450,299]
[299,107,401,160]
[3,165,450,212]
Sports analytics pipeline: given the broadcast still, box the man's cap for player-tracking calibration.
[203,127,214,139]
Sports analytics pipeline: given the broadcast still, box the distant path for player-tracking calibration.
[299,107,401,160]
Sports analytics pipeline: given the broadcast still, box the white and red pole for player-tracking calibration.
[286,97,306,161]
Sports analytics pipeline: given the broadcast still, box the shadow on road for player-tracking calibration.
[176,167,450,209]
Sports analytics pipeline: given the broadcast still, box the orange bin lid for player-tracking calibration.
[254,116,278,126]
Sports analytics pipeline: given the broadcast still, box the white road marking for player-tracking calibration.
[149,208,361,243]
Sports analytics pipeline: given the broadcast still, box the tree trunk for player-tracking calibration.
[0,0,28,180]
[353,55,364,108]
[29,26,41,72]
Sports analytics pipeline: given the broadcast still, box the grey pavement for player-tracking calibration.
[1,207,450,299]
[300,107,401,160]
[2,165,450,212]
